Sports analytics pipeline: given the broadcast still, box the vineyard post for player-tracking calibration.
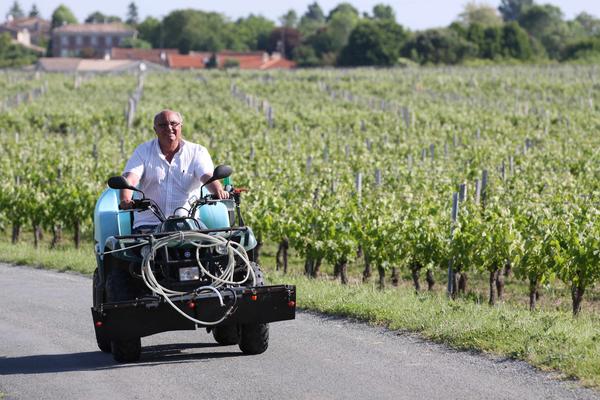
[475,179,481,205]
[448,192,459,296]
[481,170,488,208]
[429,144,435,162]
[375,169,381,187]
[355,172,362,205]
[306,156,312,174]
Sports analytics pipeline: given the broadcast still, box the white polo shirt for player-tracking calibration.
[123,138,214,228]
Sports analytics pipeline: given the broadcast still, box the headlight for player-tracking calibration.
[179,267,200,281]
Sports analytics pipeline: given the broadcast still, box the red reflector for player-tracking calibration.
[187,301,196,309]
[251,295,258,301]
[288,301,296,308]
[95,321,103,327]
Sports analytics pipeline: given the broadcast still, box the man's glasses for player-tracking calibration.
[156,121,181,129]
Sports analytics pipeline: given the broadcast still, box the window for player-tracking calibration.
[106,36,112,46]
[91,35,97,46]
[76,35,82,46]
[60,49,68,57]
[61,35,68,46]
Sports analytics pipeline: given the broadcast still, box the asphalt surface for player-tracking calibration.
[0,263,598,400]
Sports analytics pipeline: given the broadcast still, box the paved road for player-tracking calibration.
[0,263,598,400]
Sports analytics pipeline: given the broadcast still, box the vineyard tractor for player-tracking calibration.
[91,165,296,362]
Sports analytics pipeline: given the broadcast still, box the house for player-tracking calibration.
[168,51,296,70]
[52,23,136,58]
[0,16,50,47]
[110,47,179,67]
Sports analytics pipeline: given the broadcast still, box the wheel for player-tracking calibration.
[212,325,240,345]
[93,269,111,353]
[251,262,264,286]
[106,262,137,302]
[239,323,269,355]
[111,337,141,362]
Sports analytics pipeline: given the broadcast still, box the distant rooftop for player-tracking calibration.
[53,23,135,34]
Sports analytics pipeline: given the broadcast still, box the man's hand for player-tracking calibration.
[119,199,135,210]
[205,180,230,199]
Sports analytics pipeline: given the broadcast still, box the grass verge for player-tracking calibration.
[1,240,599,388]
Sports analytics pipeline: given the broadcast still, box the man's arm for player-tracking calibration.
[203,176,230,199]
[119,172,141,209]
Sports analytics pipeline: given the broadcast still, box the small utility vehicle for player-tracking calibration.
[91,165,296,362]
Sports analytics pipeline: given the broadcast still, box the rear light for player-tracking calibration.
[95,321,103,327]
[288,301,295,308]
[251,294,258,301]
[187,301,196,309]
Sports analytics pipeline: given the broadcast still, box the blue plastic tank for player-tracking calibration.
[94,188,132,252]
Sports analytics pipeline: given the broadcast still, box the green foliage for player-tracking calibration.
[338,20,408,66]
[233,14,275,51]
[279,9,298,28]
[126,2,139,26]
[0,32,38,68]
[458,1,503,27]
[51,4,77,28]
[137,17,161,48]
[498,0,533,22]
[161,9,235,53]
[28,4,40,18]
[402,28,477,65]
[84,11,122,24]
[120,37,152,49]
[371,4,396,22]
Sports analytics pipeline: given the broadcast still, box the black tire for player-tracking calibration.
[106,262,137,302]
[111,337,141,363]
[105,263,142,362]
[212,325,240,345]
[93,269,111,353]
[251,262,264,286]
[239,323,269,355]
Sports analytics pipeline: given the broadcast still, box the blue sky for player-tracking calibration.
[7,1,600,30]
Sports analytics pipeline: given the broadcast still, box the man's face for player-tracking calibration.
[154,111,182,147]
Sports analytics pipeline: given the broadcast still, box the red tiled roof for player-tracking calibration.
[167,54,205,69]
[261,57,296,70]
[2,17,50,30]
[112,47,179,65]
[53,23,135,34]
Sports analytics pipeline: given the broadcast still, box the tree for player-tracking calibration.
[126,2,139,26]
[51,4,77,28]
[501,21,533,60]
[161,10,235,53]
[372,4,396,21]
[28,4,40,18]
[402,28,477,65]
[279,10,298,28]
[298,2,326,36]
[85,11,121,24]
[137,17,162,48]
[498,0,533,22]
[327,3,358,21]
[7,1,24,19]
[338,20,408,66]
[518,4,567,58]
[0,32,38,67]
[458,2,502,27]
[574,12,600,37]
[234,14,275,51]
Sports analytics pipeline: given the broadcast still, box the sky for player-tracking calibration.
[6,0,600,30]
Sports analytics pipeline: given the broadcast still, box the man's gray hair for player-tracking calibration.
[153,110,183,126]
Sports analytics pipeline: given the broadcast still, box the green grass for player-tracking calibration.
[1,238,599,388]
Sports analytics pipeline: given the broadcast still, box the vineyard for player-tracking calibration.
[0,65,598,315]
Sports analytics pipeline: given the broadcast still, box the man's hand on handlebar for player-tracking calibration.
[119,199,135,210]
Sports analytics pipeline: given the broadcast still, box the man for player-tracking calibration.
[120,109,229,232]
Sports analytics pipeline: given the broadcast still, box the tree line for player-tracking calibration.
[2,0,600,67]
